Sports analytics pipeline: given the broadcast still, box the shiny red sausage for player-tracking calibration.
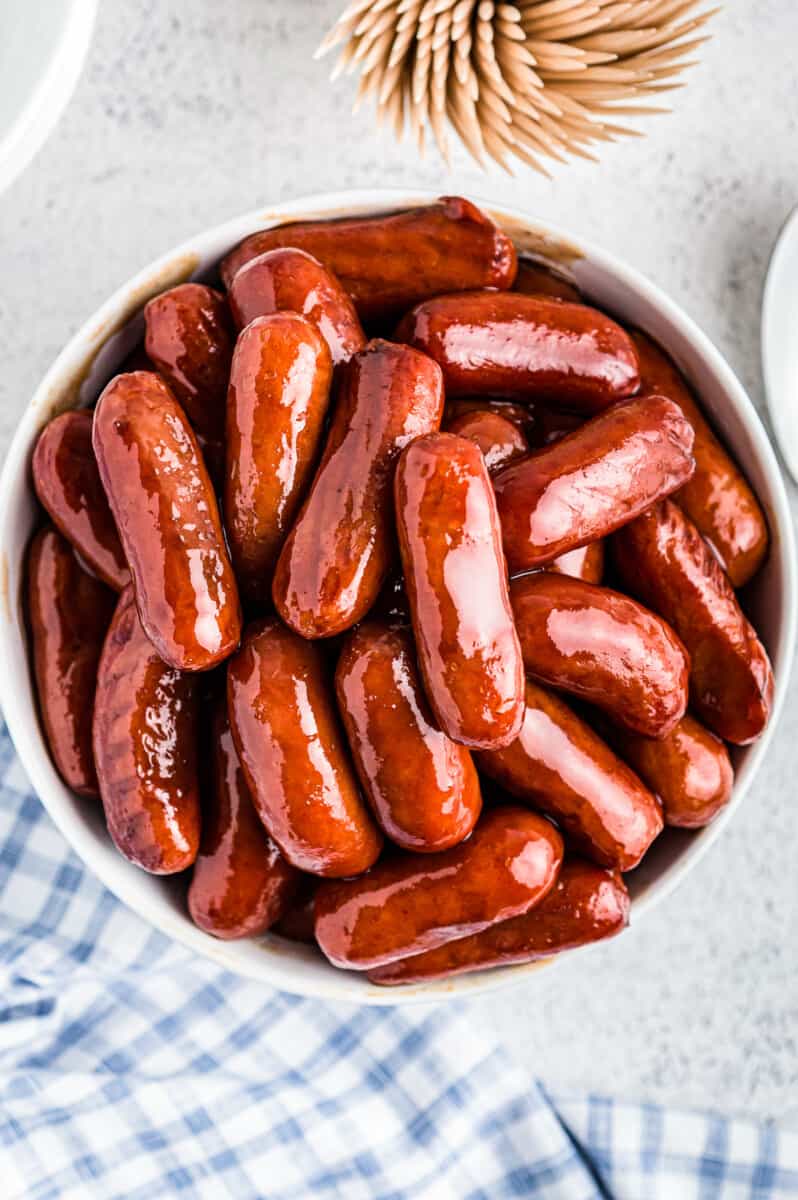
[188,703,301,939]
[394,291,640,411]
[612,715,733,829]
[548,541,604,584]
[510,573,690,738]
[32,410,129,591]
[228,247,366,365]
[28,527,116,796]
[394,432,525,750]
[368,859,629,985]
[220,196,517,322]
[612,500,773,744]
[476,680,662,871]
[144,283,233,442]
[314,806,563,970]
[227,618,383,877]
[632,331,768,587]
[93,587,200,873]
[493,396,695,572]
[445,408,529,473]
[335,620,482,852]
[514,259,582,303]
[225,313,333,606]
[273,340,443,639]
[93,371,241,671]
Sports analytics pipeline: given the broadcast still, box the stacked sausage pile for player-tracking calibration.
[27,197,773,986]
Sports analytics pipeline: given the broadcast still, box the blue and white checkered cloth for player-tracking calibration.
[1,721,797,1199]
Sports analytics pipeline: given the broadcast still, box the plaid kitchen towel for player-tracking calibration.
[1,721,797,1200]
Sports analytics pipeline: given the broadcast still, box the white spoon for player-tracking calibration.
[762,204,798,484]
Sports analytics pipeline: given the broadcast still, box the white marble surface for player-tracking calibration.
[1,0,797,1122]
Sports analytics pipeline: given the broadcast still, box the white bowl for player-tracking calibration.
[1,190,795,1004]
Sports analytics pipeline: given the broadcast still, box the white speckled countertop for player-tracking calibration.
[1,0,797,1122]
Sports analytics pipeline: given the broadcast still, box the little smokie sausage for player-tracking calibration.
[514,259,582,303]
[225,313,333,606]
[368,859,628,985]
[227,618,383,877]
[394,291,639,411]
[314,806,563,970]
[510,573,689,738]
[28,527,116,796]
[610,715,733,829]
[220,196,517,323]
[144,283,233,443]
[228,248,366,365]
[93,371,241,672]
[273,340,443,639]
[445,408,529,473]
[612,500,773,744]
[548,542,604,584]
[493,396,695,572]
[93,587,200,873]
[32,410,129,591]
[476,680,662,871]
[394,432,525,750]
[188,703,301,939]
[632,331,768,587]
[335,620,482,852]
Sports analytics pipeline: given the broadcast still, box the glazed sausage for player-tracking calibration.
[394,291,639,411]
[335,620,482,852]
[32,410,128,591]
[225,313,333,606]
[612,500,773,744]
[548,541,604,584]
[510,573,690,738]
[227,618,383,876]
[273,340,443,639]
[314,806,563,970]
[476,680,662,870]
[273,882,318,944]
[445,408,529,473]
[228,248,366,365]
[610,715,733,829]
[144,283,233,442]
[220,196,517,323]
[493,396,695,572]
[93,371,241,671]
[368,859,629,985]
[514,259,582,303]
[93,587,200,873]
[444,398,534,437]
[394,432,525,750]
[188,703,301,939]
[28,527,116,796]
[632,331,768,587]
